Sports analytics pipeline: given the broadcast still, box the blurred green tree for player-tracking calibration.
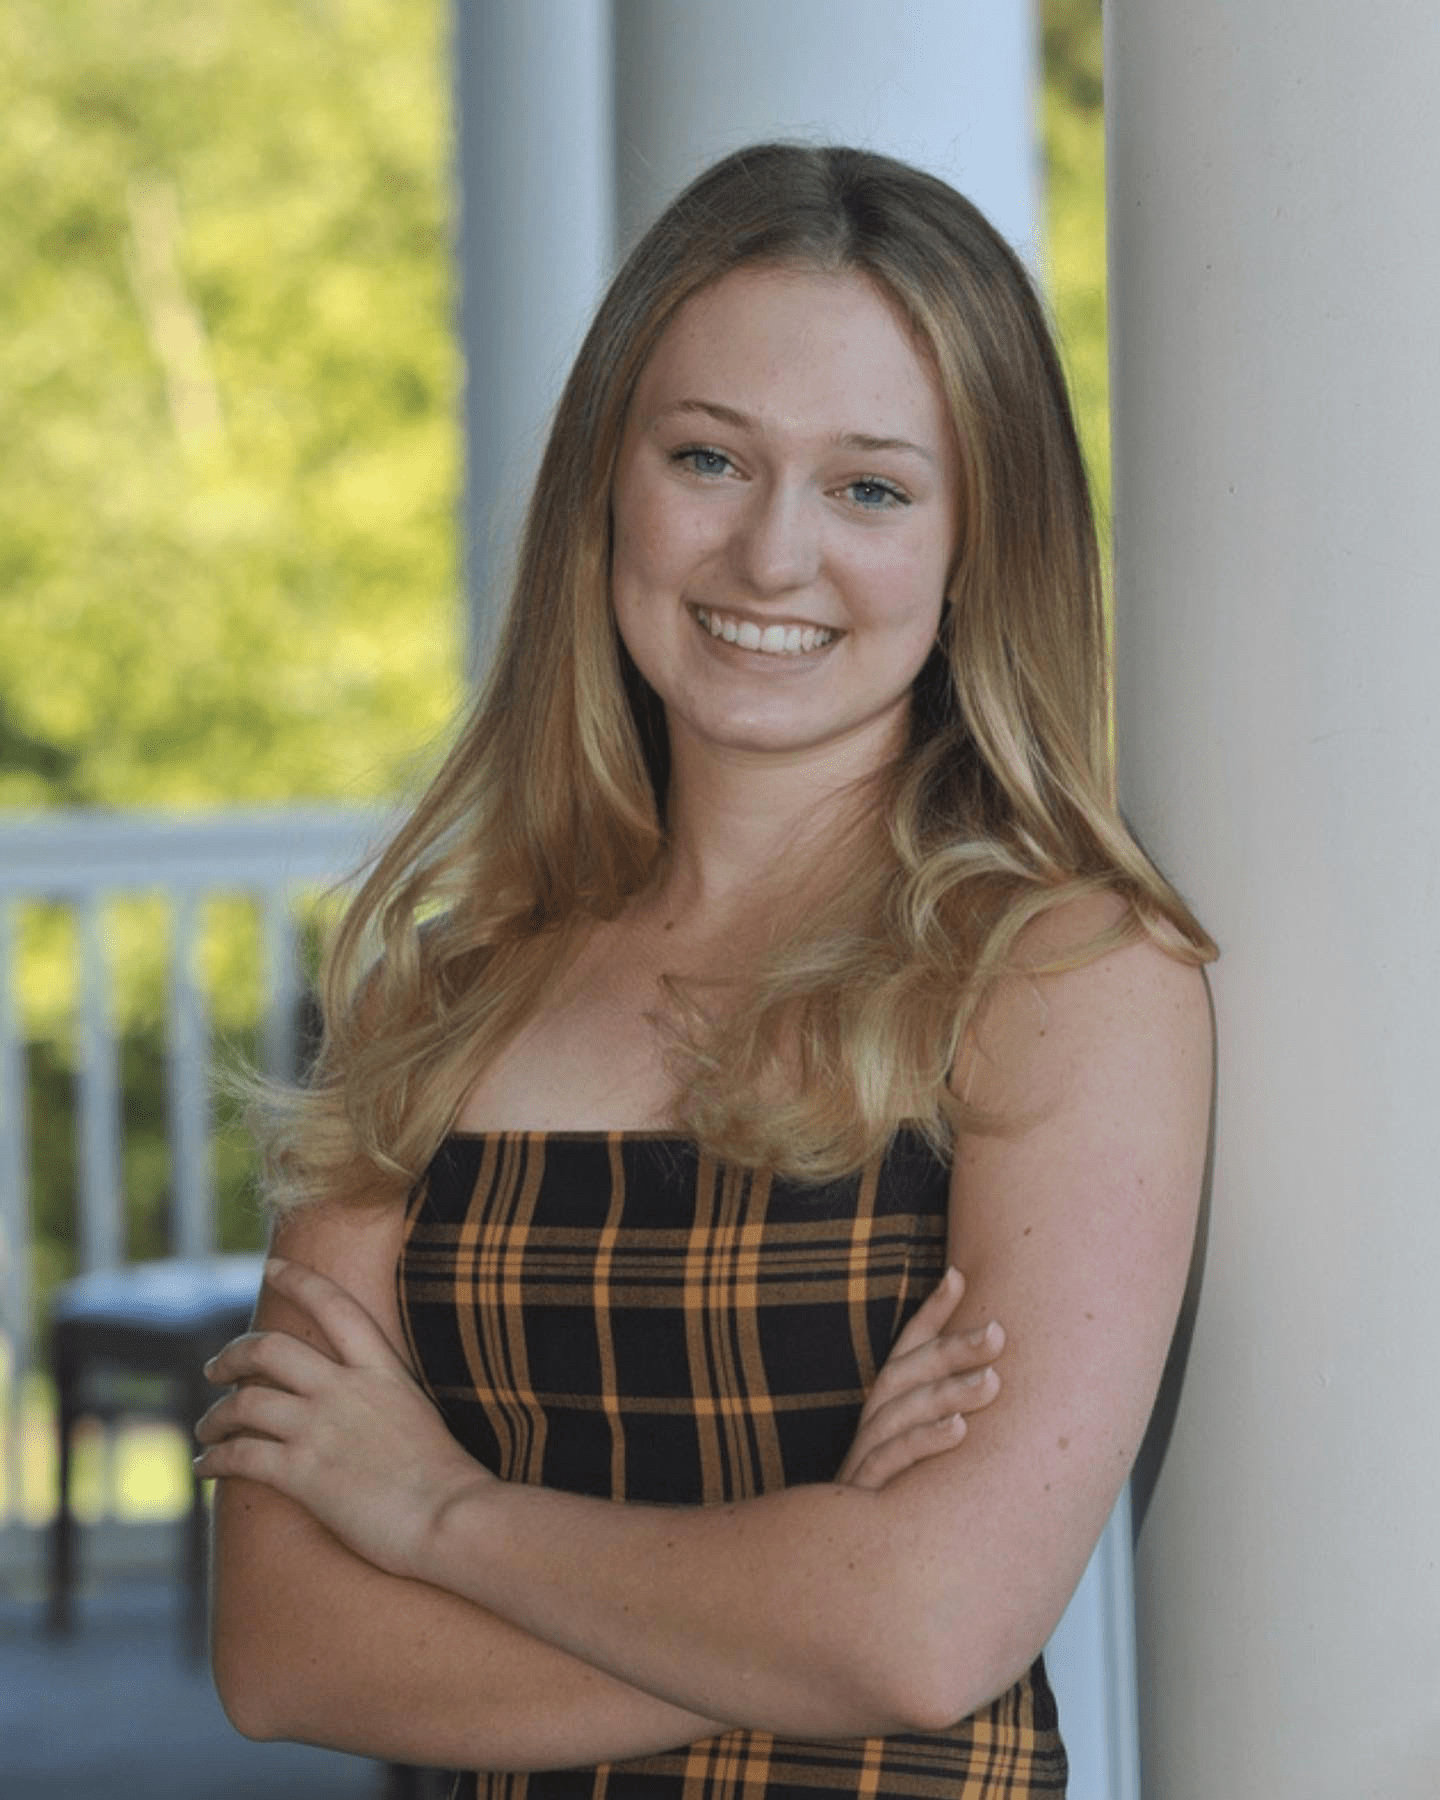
[1042,0,1110,532]
[1,0,1105,818]
[0,0,461,1291]
[0,0,460,814]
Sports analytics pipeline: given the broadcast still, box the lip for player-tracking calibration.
[689,604,840,658]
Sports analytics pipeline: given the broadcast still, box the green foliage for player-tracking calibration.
[1041,0,1110,534]
[0,1,1106,814]
[0,0,460,812]
[0,0,459,1290]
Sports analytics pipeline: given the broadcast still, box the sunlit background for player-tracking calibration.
[0,1,1106,1791]
[2,0,461,1530]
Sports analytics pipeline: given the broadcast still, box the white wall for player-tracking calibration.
[1107,3,1440,1792]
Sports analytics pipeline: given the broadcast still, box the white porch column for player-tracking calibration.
[612,0,1039,261]
[1107,4,1440,1793]
[452,0,613,668]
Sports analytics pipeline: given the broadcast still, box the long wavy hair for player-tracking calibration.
[256,142,1214,1209]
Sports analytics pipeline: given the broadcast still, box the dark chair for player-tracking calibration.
[47,1253,266,1657]
[382,1766,455,1799]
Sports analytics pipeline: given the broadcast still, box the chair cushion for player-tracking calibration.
[50,1254,266,1335]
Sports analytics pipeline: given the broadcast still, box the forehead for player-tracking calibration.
[631,265,951,446]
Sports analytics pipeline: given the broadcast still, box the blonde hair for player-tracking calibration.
[256,142,1214,1208]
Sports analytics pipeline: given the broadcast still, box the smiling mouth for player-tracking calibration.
[691,605,838,657]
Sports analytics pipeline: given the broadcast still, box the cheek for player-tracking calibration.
[616,461,728,585]
[609,524,666,663]
[609,518,678,679]
[609,488,644,582]
[612,498,676,607]
[852,540,949,636]
[608,562,648,665]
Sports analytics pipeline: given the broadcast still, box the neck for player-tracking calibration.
[648,716,902,926]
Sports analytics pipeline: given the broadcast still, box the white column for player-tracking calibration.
[77,897,123,1272]
[613,0,1039,262]
[166,891,213,1259]
[0,903,33,1525]
[1107,4,1440,1794]
[452,0,613,669]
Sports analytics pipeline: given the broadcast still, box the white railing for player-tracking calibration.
[0,807,386,1523]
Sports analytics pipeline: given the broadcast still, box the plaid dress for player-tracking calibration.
[398,1129,1068,1799]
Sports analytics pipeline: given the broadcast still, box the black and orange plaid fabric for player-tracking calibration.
[399,1130,1067,1799]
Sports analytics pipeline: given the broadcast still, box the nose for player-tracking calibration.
[728,480,820,596]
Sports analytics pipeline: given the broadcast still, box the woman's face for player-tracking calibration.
[610,265,959,773]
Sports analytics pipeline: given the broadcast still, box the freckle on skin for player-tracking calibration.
[1084,1312,1094,1321]
[1057,1437,1069,1451]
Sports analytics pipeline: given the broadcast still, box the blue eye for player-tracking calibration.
[675,447,732,478]
[847,478,908,510]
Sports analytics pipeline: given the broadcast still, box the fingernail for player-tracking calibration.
[959,1367,990,1387]
[264,1256,288,1279]
[964,1322,994,1347]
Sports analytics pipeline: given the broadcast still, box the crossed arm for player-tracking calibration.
[206,1212,997,1768]
[202,923,1212,1768]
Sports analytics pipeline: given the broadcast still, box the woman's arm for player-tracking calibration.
[208,1182,1000,1768]
[206,909,1211,1741]
[210,1194,730,1769]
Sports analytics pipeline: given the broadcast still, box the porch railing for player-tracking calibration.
[0,807,386,1524]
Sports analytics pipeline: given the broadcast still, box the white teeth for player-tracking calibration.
[693,607,835,657]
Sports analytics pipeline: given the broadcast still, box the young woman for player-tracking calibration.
[197,144,1215,1797]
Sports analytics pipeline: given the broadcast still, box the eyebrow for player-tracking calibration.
[658,399,938,467]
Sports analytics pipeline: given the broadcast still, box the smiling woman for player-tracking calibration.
[610,267,956,766]
[199,143,1215,1800]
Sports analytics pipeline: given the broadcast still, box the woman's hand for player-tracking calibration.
[194,1257,487,1580]
[836,1267,1003,1490]
[196,1255,998,1579]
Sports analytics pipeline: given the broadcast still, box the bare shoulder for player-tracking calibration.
[262,1194,411,1359]
[957,888,1213,1125]
[945,887,1213,1424]
[871,893,1215,1694]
